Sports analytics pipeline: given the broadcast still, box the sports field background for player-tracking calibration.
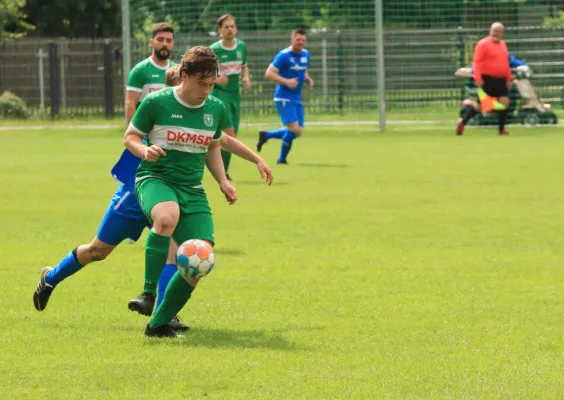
[1,110,564,399]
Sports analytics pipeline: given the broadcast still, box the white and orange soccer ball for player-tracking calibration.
[175,239,215,279]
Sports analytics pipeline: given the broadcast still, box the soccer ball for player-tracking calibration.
[176,239,215,280]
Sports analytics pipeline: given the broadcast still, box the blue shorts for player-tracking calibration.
[275,100,304,127]
[96,185,150,246]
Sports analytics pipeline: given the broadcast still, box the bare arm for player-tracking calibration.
[205,141,229,184]
[123,127,165,162]
[125,91,141,124]
[265,65,291,86]
[242,65,249,80]
[220,133,261,163]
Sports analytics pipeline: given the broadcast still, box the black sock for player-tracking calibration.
[499,110,508,131]
[461,106,477,125]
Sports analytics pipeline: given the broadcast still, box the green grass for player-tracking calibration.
[2,123,564,399]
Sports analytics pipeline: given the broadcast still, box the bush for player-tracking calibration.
[0,90,30,119]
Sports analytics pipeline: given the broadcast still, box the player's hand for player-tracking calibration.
[144,145,166,162]
[285,78,299,89]
[242,77,251,92]
[216,74,228,85]
[220,180,237,205]
[256,159,273,185]
[306,77,314,89]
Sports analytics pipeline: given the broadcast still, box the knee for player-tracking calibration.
[153,213,178,234]
[290,126,303,136]
[500,97,510,107]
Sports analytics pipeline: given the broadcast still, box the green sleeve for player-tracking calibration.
[130,96,156,135]
[214,102,232,140]
[127,65,144,92]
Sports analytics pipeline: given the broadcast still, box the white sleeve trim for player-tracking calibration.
[269,63,279,71]
[129,122,147,136]
[126,86,143,93]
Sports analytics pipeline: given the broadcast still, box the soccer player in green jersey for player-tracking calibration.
[124,46,273,338]
[209,14,250,181]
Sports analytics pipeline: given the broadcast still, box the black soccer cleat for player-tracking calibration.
[276,160,289,165]
[257,130,268,152]
[33,267,54,311]
[128,292,156,316]
[170,315,189,332]
[144,323,179,338]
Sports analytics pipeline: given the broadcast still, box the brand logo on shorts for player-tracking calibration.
[204,114,213,127]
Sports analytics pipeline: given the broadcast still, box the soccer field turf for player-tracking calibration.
[1,123,564,399]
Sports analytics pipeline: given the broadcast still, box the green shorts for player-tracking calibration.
[135,178,215,245]
[212,89,240,133]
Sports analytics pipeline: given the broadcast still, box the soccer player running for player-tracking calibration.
[32,23,188,331]
[457,22,513,136]
[256,28,313,164]
[124,46,273,338]
[209,14,250,181]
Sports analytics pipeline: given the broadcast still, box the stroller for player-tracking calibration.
[455,67,558,127]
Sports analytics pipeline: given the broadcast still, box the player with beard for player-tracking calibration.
[32,23,189,332]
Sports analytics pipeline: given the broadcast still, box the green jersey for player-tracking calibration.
[127,57,175,104]
[210,39,247,95]
[130,88,230,187]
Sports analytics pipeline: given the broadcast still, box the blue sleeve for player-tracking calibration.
[271,51,287,71]
[509,55,527,68]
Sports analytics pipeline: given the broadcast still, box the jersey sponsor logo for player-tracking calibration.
[167,130,213,146]
[204,114,213,127]
[290,65,308,71]
[219,61,243,76]
[171,114,183,119]
[149,87,161,93]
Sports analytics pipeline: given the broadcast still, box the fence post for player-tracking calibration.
[37,48,46,108]
[48,42,60,119]
[337,30,344,112]
[104,39,115,119]
[321,29,328,112]
[375,0,385,132]
[457,26,466,103]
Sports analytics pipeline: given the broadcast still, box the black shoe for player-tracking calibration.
[128,292,155,316]
[257,130,268,152]
[170,315,189,332]
[226,173,233,182]
[33,267,54,311]
[277,160,289,165]
[144,323,178,338]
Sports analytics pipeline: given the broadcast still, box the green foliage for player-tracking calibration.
[0,90,30,119]
[543,11,564,28]
[0,0,35,40]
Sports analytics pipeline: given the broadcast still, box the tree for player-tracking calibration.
[0,0,34,40]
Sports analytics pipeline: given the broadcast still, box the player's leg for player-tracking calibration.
[145,210,213,338]
[278,102,302,164]
[257,100,289,152]
[456,99,480,135]
[33,189,146,311]
[128,178,180,316]
[221,101,239,179]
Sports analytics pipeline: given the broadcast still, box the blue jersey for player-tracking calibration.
[509,55,527,68]
[111,148,142,190]
[271,47,310,103]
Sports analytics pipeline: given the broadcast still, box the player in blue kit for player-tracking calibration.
[32,28,188,331]
[256,28,313,164]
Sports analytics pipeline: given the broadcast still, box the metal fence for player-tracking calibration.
[1,27,564,118]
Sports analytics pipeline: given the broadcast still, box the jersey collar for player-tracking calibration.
[148,57,171,70]
[173,86,206,109]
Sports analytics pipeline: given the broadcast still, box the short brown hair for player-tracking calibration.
[179,46,218,80]
[152,22,174,38]
[217,14,235,28]
[165,65,181,86]
[292,27,307,36]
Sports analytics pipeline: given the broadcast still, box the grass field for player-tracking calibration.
[2,120,564,399]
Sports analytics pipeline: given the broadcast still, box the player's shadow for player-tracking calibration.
[214,248,247,256]
[145,327,305,351]
[235,180,289,186]
[296,162,349,168]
